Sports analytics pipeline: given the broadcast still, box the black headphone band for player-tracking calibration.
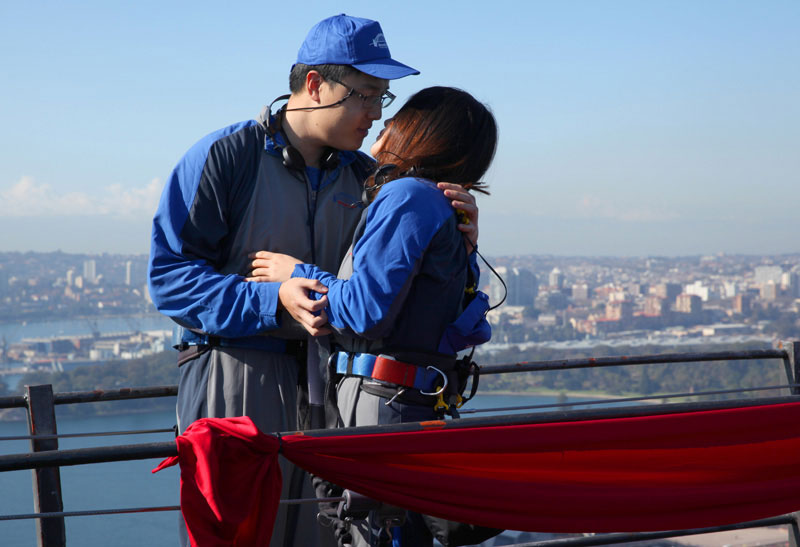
[262,95,340,174]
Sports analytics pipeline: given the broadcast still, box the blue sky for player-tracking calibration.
[1,1,798,257]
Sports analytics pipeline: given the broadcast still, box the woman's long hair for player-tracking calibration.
[367,86,498,199]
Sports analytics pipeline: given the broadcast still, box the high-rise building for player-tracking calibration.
[626,283,647,297]
[535,290,568,311]
[676,294,702,314]
[83,259,97,285]
[571,283,590,302]
[655,283,682,301]
[644,296,665,316]
[606,300,633,321]
[66,269,75,287]
[549,267,564,290]
[781,271,800,297]
[489,267,538,307]
[760,281,778,301]
[733,294,751,315]
[754,266,783,286]
[0,268,8,297]
[125,261,133,286]
[685,281,710,302]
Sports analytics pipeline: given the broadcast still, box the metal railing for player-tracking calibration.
[1,341,799,547]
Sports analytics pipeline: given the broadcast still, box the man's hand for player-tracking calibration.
[438,182,479,252]
[278,278,331,336]
[246,251,302,282]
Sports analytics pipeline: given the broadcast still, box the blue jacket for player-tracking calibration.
[293,177,491,357]
[147,113,372,350]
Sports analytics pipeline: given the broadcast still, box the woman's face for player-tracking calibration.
[370,117,393,158]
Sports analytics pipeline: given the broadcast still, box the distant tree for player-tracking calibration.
[15,351,178,417]
[477,340,783,399]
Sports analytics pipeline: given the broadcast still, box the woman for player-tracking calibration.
[250,86,498,546]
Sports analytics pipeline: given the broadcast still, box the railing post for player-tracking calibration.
[26,384,66,547]
[785,341,800,395]
[789,512,800,547]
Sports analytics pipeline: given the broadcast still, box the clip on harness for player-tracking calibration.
[332,351,480,416]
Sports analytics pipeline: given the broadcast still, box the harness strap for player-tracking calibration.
[334,352,443,393]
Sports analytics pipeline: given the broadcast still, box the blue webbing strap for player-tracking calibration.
[333,352,441,392]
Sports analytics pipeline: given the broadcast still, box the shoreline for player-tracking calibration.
[478,388,630,400]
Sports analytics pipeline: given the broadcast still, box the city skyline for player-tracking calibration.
[1,1,798,257]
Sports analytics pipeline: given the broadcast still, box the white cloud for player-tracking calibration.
[0,176,163,218]
[574,194,681,222]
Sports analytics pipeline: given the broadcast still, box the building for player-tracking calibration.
[548,267,565,290]
[571,283,590,302]
[535,290,569,311]
[733,294,751,315]
[760,281,778,301]
[685,281,710,302]
[722,281,737,298]
[655,283,682,301]
[754,265,783,286]
[644,296,665,316]
[626,283,647,297]
[489,267,538,308]
[782,271,800,298]
[606,300,633,322]
[83,259,97,285]
[676,294,702,314]
[125,261,133,286]
[0,268,8,297]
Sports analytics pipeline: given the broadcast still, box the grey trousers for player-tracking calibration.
[337,377,434,547]
[176,346,335,547]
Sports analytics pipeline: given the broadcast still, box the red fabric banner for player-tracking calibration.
[155,402,800,546]
[152,417,282,547]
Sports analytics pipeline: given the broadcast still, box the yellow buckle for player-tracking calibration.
[434,391,465,412]
[434,387,449,412]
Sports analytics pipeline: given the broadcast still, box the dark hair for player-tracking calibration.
[289,63,362,93]
[370,86,498,196]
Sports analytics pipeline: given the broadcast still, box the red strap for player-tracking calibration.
[372,355,418,388]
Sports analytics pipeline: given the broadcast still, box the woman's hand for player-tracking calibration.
[278,278,331,336]
[246,251,302,282]
[438,182,479,252]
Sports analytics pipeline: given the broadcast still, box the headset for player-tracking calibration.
[360,163,399,204]
[261,94,340,174]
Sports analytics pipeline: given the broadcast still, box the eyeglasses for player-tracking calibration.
[328,78,396,109]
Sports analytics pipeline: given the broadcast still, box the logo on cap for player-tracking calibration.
[371,33,388,49]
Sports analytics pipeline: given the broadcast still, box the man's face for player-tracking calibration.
[314,71,389,151]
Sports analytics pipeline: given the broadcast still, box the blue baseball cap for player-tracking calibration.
[296,14,419,80]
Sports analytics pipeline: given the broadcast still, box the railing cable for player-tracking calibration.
[0,427,175,443]
[460,384,799,415]
[0,497,346,521]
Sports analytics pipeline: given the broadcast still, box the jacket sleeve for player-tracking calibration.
[292,179,453,340]
[147,122,281,338]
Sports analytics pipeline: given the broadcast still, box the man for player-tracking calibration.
[147,13,478,547]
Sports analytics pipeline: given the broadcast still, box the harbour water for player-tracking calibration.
[0,393,581,546]
[0,408,180,546]
[0,314,176,345]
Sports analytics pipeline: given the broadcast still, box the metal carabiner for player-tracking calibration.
[419,366,448,396]
[384,387,407,406]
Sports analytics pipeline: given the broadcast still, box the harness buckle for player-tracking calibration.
[434,389,449,412]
